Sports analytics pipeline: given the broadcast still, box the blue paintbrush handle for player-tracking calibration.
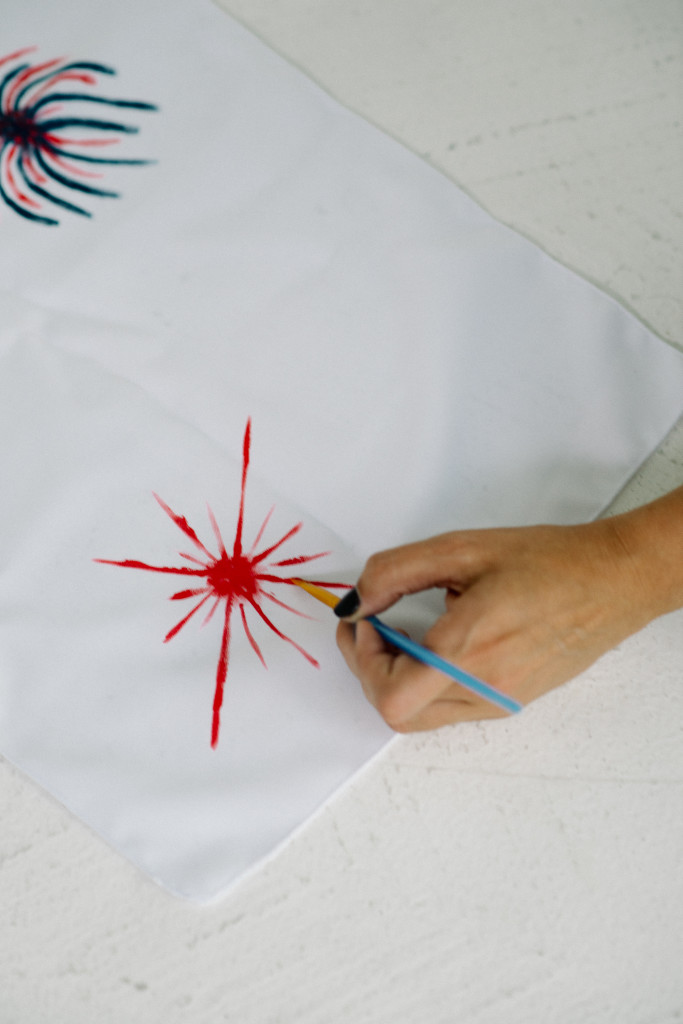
[367,615,523,715]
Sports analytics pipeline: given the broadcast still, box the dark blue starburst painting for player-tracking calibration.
[0,46,157,225]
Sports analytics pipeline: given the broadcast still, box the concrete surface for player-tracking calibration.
[2,2,682,1022]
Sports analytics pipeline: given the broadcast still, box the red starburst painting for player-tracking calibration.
[95,420,347,747]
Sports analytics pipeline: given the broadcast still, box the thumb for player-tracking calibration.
[335,531,489,621]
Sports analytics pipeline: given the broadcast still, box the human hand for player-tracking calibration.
[335,516,662,732]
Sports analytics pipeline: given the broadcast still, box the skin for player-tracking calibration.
[336,485,683,732]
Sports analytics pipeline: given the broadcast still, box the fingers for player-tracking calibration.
[337,531,495,621]
[333,516,668,733]
[336,619,502,732]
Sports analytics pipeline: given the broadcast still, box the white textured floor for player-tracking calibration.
[2,2,682,1022]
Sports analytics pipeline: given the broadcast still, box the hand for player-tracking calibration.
[336,502,682,732]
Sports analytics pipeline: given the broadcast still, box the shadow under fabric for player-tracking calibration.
[1,0,682,901]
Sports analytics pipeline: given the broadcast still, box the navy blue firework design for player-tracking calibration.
[0,46,157,225]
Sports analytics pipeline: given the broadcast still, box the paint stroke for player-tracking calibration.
[95,419,348,747]
[0,46,156,224]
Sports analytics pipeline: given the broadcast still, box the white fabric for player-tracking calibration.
[1,0,682,901]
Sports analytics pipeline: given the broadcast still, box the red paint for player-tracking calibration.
[44,146,103,179]
[22,151,47,185]
[48,135,120,147]
[95,420,349,748]
[0,46,37,69]
[27,69,98,107]
[5,145,40,208]
[4,58,62,111]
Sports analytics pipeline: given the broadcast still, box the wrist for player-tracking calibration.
[609,486,683,621]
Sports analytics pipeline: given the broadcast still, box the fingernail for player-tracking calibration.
[334,588,360,619]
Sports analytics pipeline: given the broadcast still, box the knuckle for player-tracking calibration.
[361,550,392,590]
[373,686,413,731]
[387,718,413,735]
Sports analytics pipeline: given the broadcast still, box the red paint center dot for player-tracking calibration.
[207,554,259,601]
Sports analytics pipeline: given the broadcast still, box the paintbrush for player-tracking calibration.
[291,579,522,715]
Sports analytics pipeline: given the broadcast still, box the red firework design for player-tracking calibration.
[95,420,347,747]
[0,46,156,225]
